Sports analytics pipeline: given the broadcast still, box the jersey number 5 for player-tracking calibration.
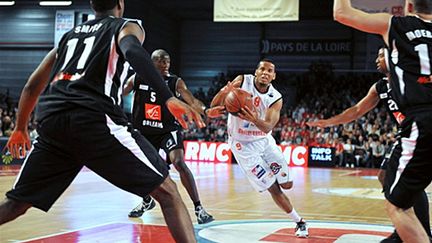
[60,36,96,71]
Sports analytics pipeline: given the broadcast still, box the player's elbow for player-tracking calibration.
[333,9,347,22]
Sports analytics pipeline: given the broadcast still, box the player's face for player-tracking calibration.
[375,48,388,74]
[255,61,276,86]
[153,57,170,76]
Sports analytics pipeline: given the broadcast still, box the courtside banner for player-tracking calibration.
[214,0,299,22]
[279,145,308,167]
[351,0,404,15]
[54,10,75,47]
[184,141,232,163]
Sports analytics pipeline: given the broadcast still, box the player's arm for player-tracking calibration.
[334,0,391,42]
[117,23,204,129]
[122,74,135,96]
[210,75,243,107]
[239,99,282,134]
[7,48,57,158]
[176,79,225,118]
[306,83,380,128]
[176,78,205,114]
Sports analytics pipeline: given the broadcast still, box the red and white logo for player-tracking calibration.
[145,103,161,121]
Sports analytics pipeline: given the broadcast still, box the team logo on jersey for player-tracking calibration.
[251,164,266,179]
[166,138,176,150]
[269,162,281,174]
[145,103,162,121]
[254,97,261,107]
[235,142,242,150]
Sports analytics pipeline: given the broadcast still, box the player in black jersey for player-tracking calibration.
[0,1,204,242]
[123,49,218,224]
[307,47,431,243]
[334,1,432,241]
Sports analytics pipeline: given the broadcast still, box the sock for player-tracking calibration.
[143,195,152,203]
[288,208,302,223]
[194,201,202,210]
[413,191,431,237]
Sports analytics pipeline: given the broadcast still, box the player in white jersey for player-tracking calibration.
[210,59,309,238]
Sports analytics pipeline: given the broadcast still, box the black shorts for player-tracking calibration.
[384,112,432,209]
[6,109,169,212]
[141,130,184,164]
[380,141,400,170]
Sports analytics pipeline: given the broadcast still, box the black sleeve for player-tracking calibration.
[119,35,173,102]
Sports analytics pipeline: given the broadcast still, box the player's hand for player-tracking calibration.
[205,106,226,118]
[220,81,235,94]
[306,120,330,128]
[6,130,31,159]
[239,106,258,123]
[166,97,205,129]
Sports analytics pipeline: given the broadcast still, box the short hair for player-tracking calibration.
[151,49,170,61]
[414,0,432,14]
[90,0,118,12]
[257,58,276,70]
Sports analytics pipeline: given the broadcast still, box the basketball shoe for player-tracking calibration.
[195,205,214,224]
[295,219,309,238]
[128,197,156,218]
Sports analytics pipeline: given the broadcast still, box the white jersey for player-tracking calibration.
[227,74,282,142]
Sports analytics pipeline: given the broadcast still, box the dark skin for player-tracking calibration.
[124,54,223,206]
[2,1,197,242]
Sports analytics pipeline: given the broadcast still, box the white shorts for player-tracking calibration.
[229,135,291,192]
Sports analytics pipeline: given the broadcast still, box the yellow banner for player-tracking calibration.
[214,0,299,22]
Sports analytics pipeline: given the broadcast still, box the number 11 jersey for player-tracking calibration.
[37,16,141,124]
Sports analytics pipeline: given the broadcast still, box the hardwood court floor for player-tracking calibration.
[0,163,430,242]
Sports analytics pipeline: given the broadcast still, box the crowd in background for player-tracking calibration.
[1,62,399,168]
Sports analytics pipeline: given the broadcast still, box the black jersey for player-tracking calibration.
[36,16,142,124]
[132,74,180,135]
[387,16,432,113]
[376,77,405,125]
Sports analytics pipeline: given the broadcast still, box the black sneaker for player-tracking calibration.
[195,206,214,224]
[295,219,309,238]
[128,198,156,218]
[380,230,402,243]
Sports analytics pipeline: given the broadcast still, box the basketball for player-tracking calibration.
[224,88,253,115]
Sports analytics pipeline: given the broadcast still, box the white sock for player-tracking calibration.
[288,208,302,223]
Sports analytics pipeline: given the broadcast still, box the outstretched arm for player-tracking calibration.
[239,99,283,134]
[7,48,57,158]
[176,78,206,114]
[334,0,391,44]
[307,83,379,128]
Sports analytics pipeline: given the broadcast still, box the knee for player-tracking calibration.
[280,181,293,190]
[151,177,180,204]
[172,160,188,173]
[7,198,31,216]
[385,200,400,217]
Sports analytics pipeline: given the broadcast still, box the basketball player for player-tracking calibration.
[209,59,309,238]
[0,1,205,242]
[334,1,432,242]
[123,49,216,224]
[307,47,431,243]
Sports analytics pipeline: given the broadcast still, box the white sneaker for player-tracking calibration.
[295,219,309,238]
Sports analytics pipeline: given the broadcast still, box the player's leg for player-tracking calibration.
[76,113,195,242]
[164,131,213,224]
[128,133,161,218]
[0,198,31,225]
[384,120,432,243]
[413,191,431,237]
[1,114,82,225]
[262,136,308,238]
[150,176,196,243]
